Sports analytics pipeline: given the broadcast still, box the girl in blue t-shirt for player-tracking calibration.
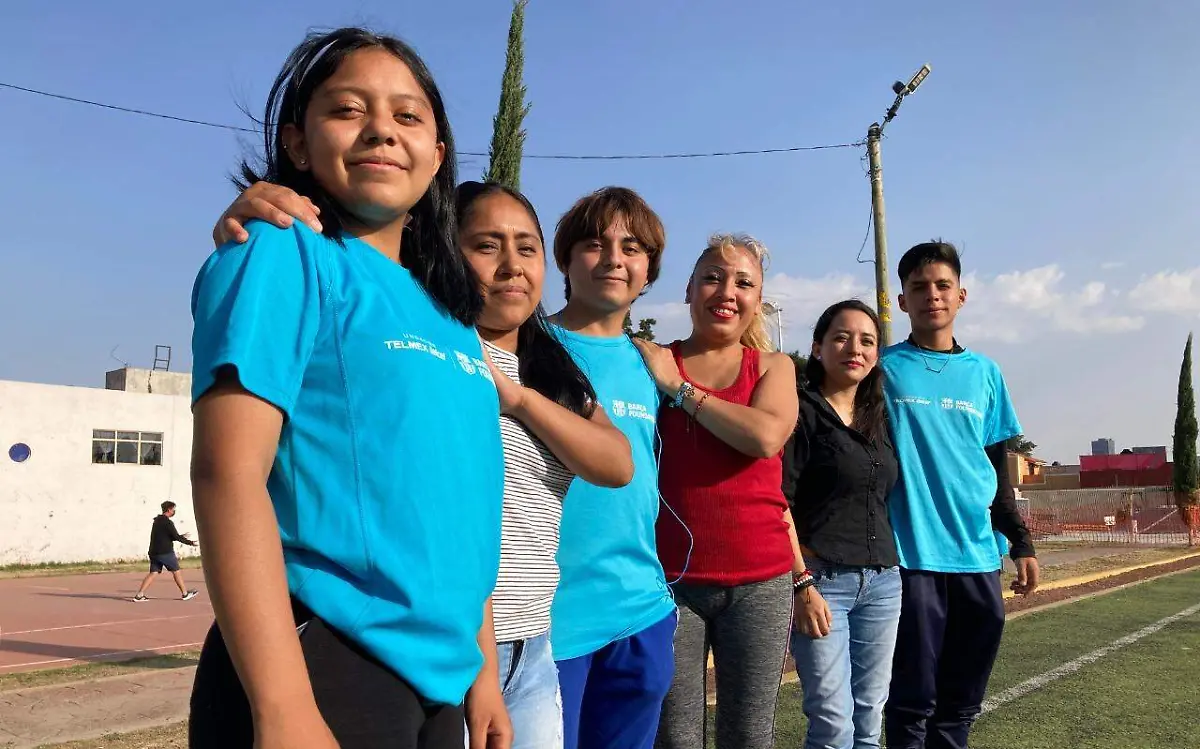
[188,28,508,749]
[199,178,639,748]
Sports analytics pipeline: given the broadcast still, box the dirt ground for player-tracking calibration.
[1001,545,1188,587]
[26,723,187,749]
[0,668,193,749]
[1004,552,1200,614]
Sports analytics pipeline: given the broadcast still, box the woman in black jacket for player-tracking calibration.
[782,299,900,749]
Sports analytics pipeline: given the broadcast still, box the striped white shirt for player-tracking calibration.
[486,342,575,642]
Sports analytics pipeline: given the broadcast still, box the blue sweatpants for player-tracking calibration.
[557,611,677,749]
[884,569,1006,749]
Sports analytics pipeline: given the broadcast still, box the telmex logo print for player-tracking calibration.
[456,352,477,375]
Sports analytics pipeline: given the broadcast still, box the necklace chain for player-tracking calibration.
[919,351,951,374]
[909,338,954,374]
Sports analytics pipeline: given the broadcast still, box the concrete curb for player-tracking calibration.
[1000,550,1200,599]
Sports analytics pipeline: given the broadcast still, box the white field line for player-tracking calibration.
[981,601,1200,714]
[1,613,209,637]
[0,641,205,671]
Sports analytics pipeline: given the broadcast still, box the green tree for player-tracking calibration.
[482,0,531,190]
[634,318,657,342]
[1173,333,1199,544]
[1006,435,1038,455]
[621,312,657,341]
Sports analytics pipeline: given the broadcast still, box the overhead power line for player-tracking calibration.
[0,81,864,161]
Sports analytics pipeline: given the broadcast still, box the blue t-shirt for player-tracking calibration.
[549,327,676,661]
[881,342,1022,573]
[190,221,503,705]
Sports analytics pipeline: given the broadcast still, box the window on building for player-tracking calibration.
[92,430,163,466]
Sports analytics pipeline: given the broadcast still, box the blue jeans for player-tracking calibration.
[790,564,901,749]
[493,632,563,749]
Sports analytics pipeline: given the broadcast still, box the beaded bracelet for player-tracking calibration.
[793,574,817,593]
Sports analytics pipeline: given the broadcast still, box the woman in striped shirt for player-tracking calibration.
[457,180,633,749]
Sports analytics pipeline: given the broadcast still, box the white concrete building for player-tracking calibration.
[0,368,198,565]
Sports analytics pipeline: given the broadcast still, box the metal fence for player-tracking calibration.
[1019,487,1189,546]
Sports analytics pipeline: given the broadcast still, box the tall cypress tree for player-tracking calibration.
[483,0,531,190]
[1174,333,1199,544]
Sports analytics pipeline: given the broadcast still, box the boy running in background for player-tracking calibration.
[881,241,1039,749]
[132,501,199,602]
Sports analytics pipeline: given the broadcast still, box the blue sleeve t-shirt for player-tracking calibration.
[190,220,504,705]
[549,326,676,661]
[881,342,1022,573]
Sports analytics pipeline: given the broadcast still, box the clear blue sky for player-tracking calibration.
[2,1,1198,462]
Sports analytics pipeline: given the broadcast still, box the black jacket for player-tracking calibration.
[148,514,194,556]
[783,388,900,567]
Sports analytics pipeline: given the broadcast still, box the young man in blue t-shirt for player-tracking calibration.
[548,187,678,749]
[881,241,1040,749]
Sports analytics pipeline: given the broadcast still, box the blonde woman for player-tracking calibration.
[632,234,800,749]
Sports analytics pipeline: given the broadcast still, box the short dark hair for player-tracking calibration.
[456,181,596,418]
[552,187,665,300]
[238,27,481,326]
[897,240,961,285]
[161,501,176,513]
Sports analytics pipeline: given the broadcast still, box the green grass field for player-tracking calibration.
[0,557,203,579]
[970,569,1200,749]
[752,569,1200,748]
[24,569,1200,748]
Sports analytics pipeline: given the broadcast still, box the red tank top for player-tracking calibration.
[656,343,793,586]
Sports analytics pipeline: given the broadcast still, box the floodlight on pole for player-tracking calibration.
[868,63,932,347]
[882,63,932,130]
[904,64,931,95]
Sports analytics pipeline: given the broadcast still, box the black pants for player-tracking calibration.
[189,602,464,749]
[884,569,1005,749]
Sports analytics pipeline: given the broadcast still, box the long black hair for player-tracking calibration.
[805,299,888,442]
[238,27,482,326]
[457,181,597,418]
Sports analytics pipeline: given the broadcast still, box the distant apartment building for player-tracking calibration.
[1091,437,1116,456]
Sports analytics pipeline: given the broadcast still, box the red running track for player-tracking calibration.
[0,569,213,673]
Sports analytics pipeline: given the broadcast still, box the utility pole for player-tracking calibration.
[867,63,931,347]
[867,125,891,346]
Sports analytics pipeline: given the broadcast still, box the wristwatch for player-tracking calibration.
[672,381,696,409]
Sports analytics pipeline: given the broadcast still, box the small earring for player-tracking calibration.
[298,158,307,166]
